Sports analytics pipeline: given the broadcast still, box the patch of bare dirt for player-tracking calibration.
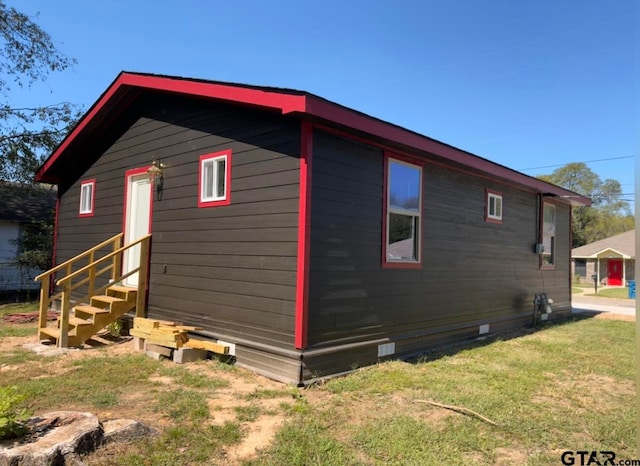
[0,334,39,350]
[205,371,294,464]
[593,313,635,322]
[494,447,529,465]
[224,414,286,464]
[573,374,635,397]
[1,331,330,465]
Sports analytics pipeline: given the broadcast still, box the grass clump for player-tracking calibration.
[16,354,159,411]
[234,405,262,422]
[156,388,210,422]
[243,388,289,400]
[158,365,228,390]
[113,422,242,466]
[245,420,360,466]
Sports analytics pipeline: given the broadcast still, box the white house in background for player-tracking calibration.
[0,183,56,294]
[571,229,636,286]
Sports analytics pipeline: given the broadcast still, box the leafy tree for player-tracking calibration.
[1,2,79,276]
[538,163,634,247]
[0,0,80,183]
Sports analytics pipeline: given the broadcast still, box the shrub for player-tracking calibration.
[0,386,30,440]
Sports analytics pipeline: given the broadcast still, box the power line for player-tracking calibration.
[518,156,634,171]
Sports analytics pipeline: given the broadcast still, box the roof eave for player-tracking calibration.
[34,72,593,206]
[304,95,591,206]
[35,72,309,182]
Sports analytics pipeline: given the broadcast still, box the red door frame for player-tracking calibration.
[607,259,623,286]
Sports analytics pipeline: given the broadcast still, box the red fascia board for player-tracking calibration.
[117,73,307,114]
[304,96,590,206]
[35,72,308,182]
[36,71,590,207]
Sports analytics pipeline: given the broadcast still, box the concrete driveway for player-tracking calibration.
[572,294,636,317]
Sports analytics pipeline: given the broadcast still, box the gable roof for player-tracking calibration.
[0,182,56,223]
[572,229,636,259]
[35,71,590,206]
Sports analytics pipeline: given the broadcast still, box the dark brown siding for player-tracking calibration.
[55,94,301,351]
[306,130,572,367]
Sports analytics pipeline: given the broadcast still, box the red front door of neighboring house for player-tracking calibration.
[607,259,623,286]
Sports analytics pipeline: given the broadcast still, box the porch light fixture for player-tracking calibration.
[147,159,165,200]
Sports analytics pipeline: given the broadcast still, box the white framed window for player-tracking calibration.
[541,202,556,267]
[383,155,422,268]
[486,190,503,222]
[79,179,95,217]
[198,150,232,208]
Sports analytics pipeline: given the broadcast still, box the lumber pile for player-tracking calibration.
[130,317,200,349]
[130,317,230,356]
[184,338,229,355]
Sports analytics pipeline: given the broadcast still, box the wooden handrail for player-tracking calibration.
[35,232,152,347]
[56,234,151,286]
[34,233,123,281]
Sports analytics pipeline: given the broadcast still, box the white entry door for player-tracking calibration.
[123,171,152,287]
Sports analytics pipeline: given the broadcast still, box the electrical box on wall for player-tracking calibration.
[377,342,395,357]
[535,243,545,255]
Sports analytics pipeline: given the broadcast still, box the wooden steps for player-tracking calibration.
[74,305,110,318]
[38,285,138,346]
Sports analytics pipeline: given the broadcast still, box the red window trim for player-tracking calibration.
[539,199,557,270]
[198,149,232,208]
[382,152,424,269]
[485,188,503,224]
[78,179,96,218]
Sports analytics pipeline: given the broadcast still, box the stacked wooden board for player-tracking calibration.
[130,317,229,355]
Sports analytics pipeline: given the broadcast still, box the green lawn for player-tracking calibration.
[247,317,635,466]
[0,304,635,465]
[585,287,633,299]
[0,302,39,337]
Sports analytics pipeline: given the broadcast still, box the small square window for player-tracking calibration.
[198,150,232,208]
[79,179,95,217]
[486,190,502,223]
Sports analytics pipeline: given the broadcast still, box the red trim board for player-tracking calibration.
[50,195,60,294]
[295,120,313,350]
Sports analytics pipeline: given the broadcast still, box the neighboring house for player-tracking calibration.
[35,72,590,384]
[572,229,635,286]
[0,183,56,294]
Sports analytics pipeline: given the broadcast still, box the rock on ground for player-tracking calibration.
[0,412,156,466]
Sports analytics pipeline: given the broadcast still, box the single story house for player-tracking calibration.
[572,229,635,286]
[0,182,56,295]
[35,72,590,384]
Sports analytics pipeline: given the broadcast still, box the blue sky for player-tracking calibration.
[8,0,637,211]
